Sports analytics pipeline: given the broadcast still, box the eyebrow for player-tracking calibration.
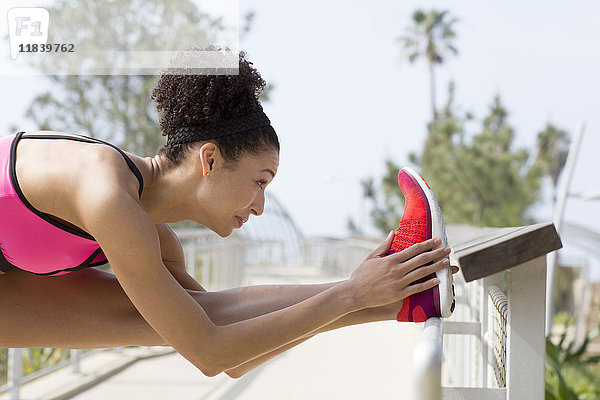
[261,169,276,179]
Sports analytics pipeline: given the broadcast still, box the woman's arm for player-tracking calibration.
[156,223,206,292]
[85,190,445,376]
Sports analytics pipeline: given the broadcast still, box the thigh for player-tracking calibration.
[0,267,164,349]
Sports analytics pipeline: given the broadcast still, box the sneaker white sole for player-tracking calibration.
[401,167,455,318]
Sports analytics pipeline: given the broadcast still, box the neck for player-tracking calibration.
[139,155,197,224]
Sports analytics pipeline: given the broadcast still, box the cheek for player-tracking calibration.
[229,183,256,209]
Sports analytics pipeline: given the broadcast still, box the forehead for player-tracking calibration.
[238,148,279,172]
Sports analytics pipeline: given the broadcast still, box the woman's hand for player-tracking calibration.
[347,231,452,310]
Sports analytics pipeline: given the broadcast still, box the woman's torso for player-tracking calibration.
[0,131,149,276]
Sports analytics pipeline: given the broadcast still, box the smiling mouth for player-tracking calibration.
[236,216,247,227]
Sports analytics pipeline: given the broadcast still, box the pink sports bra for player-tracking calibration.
[0,131,144,276]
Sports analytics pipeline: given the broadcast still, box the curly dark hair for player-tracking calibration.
[151,46,279,169]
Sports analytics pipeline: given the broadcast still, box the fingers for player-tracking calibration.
[368,231,395,259]
[394,245,451,276]
[389,238,442,263]
[452,265,459,274]
[401,275,440,298]
[401,257,450,286]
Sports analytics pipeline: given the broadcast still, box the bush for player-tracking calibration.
[546,311,600,399]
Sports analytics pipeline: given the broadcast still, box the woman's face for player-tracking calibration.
[200,146,279,237]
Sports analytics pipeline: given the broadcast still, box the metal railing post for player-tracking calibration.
[413,317,442,400]
[546,121,585,336]
[507,257,546,399]
[71,349,81,373]
[8,348,22,400]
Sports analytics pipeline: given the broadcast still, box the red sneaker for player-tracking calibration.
[387,167,455,322]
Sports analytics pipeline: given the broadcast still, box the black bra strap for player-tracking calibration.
[19,132,144,198]
[0,248,16,273]
[23,248,105,276]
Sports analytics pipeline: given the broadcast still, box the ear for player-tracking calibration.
[198,142,220,176]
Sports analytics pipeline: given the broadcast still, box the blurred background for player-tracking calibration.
[1,0,599,398]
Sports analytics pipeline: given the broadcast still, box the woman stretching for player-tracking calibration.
[0,50,455,378]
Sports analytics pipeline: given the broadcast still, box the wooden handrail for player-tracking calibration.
[449,222,562,282]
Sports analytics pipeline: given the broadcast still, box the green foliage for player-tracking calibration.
[365,83,564,234]
[553,266,578,316]
[22,348,70,376]
[545,313,600,399]
[536,123,570,189]
[0,349,6,386]
[418,85,545,227]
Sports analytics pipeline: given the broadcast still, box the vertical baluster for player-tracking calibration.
[70,349,81,373]
[8,348,22,400]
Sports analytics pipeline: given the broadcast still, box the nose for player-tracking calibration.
[250,191,265,216]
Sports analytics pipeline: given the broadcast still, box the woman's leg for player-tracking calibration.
[0,267,398,360]
[0,268,167,349]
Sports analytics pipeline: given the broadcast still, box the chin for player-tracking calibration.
[215,226,234,238]
[201,220,233,238]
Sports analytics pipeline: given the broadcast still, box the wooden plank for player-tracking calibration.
[448,222,562,282]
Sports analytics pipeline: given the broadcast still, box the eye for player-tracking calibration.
[257,180,268,189]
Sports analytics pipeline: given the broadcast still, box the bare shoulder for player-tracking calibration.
[15,130,148,233]
[74,152,146,233]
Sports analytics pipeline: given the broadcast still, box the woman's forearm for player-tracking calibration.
[190,281,343,326]
[206,281,358,374]
[223,301,398,378]
[224,336,313,378]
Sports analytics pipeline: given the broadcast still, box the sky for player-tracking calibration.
[1,1,599,277]
[235,0,600,279]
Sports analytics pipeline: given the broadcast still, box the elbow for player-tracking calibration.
[194,356,224,377]
[224,369,245,379]
[197,357,245,378]
[193,328,231,378]
[194,354,226,377]
[196,359,246,379]
[200,366,223,378]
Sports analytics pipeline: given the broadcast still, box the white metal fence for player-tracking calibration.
[414,252,550,400]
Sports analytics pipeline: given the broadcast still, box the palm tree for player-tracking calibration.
[397,9,458,120]
[535,123,570,196]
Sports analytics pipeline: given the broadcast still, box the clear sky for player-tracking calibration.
[1,1,599,275]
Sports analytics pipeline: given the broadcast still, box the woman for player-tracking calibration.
[0,50,455,378]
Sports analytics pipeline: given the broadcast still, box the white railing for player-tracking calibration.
[413,222,561,400]
[1,348,109,399]
[413,318,443,400]
[488,285,507,388]
[176,229,247,290]
[301,236,377,277]
[413,260,546,400]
